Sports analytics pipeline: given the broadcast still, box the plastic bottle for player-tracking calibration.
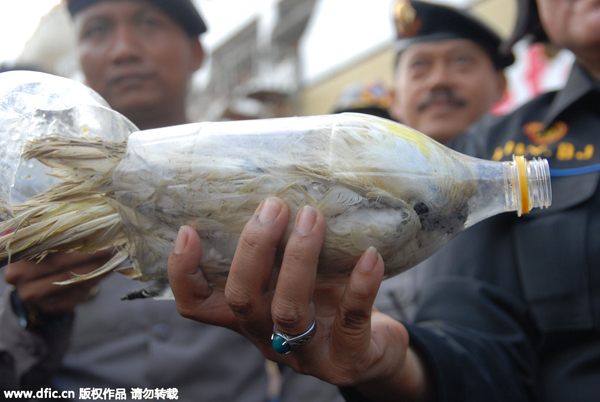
[0,71,552,298]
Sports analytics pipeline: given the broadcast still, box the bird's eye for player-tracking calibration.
[413,201,430,216]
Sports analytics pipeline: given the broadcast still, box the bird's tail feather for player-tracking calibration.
[0,135,129,281]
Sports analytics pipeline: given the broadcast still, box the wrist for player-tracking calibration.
[353,346,433,402]
[398,347,434,401]
[9,289,72,332]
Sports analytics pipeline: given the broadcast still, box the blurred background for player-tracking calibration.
[0,0,574,122]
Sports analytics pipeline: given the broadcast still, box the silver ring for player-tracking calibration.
[271,318,317,354]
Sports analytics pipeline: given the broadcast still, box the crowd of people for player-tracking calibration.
[1,0,599,401]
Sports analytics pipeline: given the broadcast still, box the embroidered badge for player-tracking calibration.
[522,121,568,145]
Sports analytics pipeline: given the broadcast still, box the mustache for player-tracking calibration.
[417,89,468,112]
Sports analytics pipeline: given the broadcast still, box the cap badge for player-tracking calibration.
[393,0,421,37]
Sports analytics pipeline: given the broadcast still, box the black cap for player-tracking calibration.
[502,0,548,53]
[393,0,514,69]
[67,0,207,36]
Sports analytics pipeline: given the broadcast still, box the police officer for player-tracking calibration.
[388,0,513,144]
[378,0,515,323]
[333,1,513,146]
[167,0,600,399]
[388,0,600,399]
[0,1,343,401]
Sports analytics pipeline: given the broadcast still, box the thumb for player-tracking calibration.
[167,226,207,312]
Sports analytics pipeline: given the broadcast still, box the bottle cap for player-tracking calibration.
[515,155,529,216]
[513,155,552,216]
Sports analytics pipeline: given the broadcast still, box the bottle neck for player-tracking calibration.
[507,155,552,216]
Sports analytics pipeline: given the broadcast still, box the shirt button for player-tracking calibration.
[151,323,171,341]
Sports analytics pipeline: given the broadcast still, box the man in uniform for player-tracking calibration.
[0,1,343,401]
[166,0,600,400]
[377,0,515,322]
[388,0,513,144]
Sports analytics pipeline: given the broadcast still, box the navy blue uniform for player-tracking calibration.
[343,62,600,401]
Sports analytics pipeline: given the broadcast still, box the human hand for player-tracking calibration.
[4,250,114,315]
[168,197,432,401]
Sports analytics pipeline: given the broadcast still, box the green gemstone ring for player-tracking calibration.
[271,318,317,355]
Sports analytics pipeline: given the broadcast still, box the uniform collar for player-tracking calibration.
[542,63,600,128]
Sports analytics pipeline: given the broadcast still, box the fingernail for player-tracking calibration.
[295,206,317,236]
[359,247,379,272]
[259,198,283,224]
[173,227,189,255]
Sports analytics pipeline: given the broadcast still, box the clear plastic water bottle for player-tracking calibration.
[0,71,551,298]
